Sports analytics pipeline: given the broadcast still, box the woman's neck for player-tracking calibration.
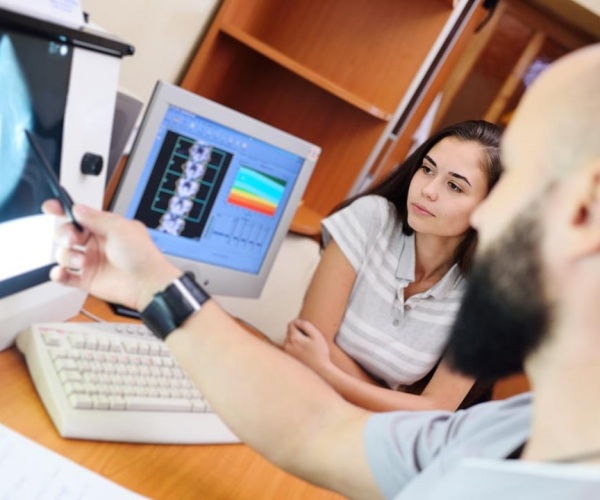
[413,232,462,282]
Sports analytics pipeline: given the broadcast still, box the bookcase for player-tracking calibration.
[181,0,489,226]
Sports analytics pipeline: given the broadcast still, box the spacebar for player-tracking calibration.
[125,396,192,412]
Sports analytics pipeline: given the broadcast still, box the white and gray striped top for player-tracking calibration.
[322,195,466,389]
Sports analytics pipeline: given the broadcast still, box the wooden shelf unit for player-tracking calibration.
[181,0,488,218]
[218,24,393,120]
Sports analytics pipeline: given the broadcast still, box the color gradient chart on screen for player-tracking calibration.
[227,166,286,217]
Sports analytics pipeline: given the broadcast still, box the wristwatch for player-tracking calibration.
[140,272,211,340]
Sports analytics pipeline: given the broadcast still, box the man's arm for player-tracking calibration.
[167,301,379,497]
[45,201,382,499]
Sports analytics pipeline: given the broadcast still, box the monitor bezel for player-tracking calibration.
[110,81,320,298]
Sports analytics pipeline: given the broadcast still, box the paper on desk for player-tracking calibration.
[0,423,147,499]
[0,0,85,29]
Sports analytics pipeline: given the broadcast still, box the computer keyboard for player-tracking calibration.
[16,321,239,444]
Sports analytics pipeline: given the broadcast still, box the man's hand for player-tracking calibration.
[42,200,180,311]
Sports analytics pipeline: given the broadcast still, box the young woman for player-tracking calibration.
[283,120,502,412]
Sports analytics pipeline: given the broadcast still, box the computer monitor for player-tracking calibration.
[111,81,320,298]
[0,8,132,350]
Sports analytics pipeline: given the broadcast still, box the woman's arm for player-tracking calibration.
[286,321,475,412]
[325,361,474,411]
[291,240,379,384]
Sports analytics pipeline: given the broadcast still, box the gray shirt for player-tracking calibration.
[365,392,600,498]
[322,195,465,388]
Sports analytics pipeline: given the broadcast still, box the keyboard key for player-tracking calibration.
[69,393,93,409]
[125,396,193,412]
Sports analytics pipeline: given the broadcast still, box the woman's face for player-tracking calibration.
[406,137,489,239]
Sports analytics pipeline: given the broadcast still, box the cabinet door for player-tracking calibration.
[434,0,594,132]
[182,0,489,218]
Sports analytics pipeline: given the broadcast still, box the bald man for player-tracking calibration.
[46,43,600,499]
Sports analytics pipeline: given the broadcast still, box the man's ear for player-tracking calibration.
[566,160,600,258]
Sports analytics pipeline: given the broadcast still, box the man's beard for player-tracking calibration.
[445,203,551,381]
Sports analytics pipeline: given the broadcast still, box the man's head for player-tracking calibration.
[446,44,600,382]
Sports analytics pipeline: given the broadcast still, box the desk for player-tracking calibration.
[0,296,344,499]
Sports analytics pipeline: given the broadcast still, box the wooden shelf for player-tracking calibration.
[220,0,456,111]
[220,24,392,120]
[290,203,324,238]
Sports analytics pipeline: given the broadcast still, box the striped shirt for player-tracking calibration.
[322,195,466,389]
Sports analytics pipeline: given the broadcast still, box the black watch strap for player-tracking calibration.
[140,272,210,340]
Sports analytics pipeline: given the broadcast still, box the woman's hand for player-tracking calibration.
[42,200,180,311]
[284,319,333,376]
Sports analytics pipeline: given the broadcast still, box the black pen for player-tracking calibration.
[24,129,84,232]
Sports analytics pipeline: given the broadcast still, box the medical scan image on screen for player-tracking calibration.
[125,104,304,276]
[0,26,72,296]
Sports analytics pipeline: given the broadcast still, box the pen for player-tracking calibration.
[24,129,84,232]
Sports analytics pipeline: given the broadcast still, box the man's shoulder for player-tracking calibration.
[462,391,532,418]
[415,455,600,500]
[374,391,532,433]
[364,393,533,499]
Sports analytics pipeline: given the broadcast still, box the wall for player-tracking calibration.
[81,0,220,107]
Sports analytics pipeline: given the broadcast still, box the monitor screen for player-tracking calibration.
[111,81,320,298]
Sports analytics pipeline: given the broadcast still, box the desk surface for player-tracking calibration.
[0,296,343,499]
